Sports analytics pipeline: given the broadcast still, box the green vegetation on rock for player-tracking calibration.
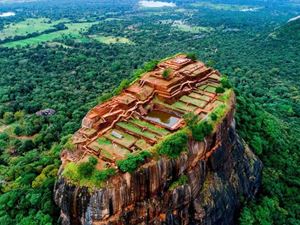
[63,156,116,187]
[169,175,188,191]
[162,68,172,79]
[0,1,299,224]
[116,151,151,173]
[157,131,188,158]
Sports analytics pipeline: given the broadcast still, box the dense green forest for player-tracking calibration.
[0,0,299,224]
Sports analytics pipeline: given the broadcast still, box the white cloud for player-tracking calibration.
[139,1,176,8]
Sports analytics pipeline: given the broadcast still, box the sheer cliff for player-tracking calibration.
[54,55,262,225]
[54,98,262,225]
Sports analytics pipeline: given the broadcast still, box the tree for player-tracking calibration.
[186,53,197,61]
[210,113,218,121]
[220,76,232,89]
[14,111,25,121]
[18,140,35,153]
[14,126,23,136]
[93,168,116,182]
[117,151,151,173]
[3,112,15,124]
[191,121,213,141]
[158,132,188,158]
[162,68,172,79]
[77,156,97,178]
[183,112,198,128]
[216,86,225,94]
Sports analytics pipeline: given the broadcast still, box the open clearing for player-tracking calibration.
[172,22,214,33]
[0,18,69,40]
[89,35,133,44]
[2,22,97,48]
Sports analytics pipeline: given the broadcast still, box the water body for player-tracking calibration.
[146,110,180,128]
[288,15,300,23]
[139,1,176,8]
[0,12,15,17]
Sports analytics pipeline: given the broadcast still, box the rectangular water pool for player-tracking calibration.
[145,110,181,130]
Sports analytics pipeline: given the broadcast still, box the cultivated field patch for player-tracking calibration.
[0,18,69,40]
[2,22,97,48]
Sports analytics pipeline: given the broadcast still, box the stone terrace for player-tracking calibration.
[62,54,224,170]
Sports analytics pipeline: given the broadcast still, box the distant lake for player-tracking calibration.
[288,15,300,23]
[0,12,16,17]
[139,1,176,8]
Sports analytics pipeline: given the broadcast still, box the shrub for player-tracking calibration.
[206,59,215,67]
[0,133,9,141]
[77,156,97,178]
[143,60,158,72]
[88,156,98,165]
[3,112,15,124]
[14,111,25,121]
[113,79,130,95]
[0,140,7,151]
[216,86,225,94]
[191,121,213,141]
[117,151,151,173]
[169,175,189,190]
[18,140,35,153]
[250,135,264,155]
[93,168,116,182]
[158,132,188,158]
[162,68,172,79]
[14,126,23,136]
[186,53,197,61]
[220,76,232,89]
[62,162,80,182]
[183,112,199,129]
[210,113,218,121]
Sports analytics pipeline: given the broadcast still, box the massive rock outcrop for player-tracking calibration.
[54,101,263,225]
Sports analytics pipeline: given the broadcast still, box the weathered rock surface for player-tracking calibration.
[54,108,263,225]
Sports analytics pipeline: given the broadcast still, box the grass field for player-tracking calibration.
[89,35,133,44]
[172,23,214,33]
[0,18,69,40]
[2,22,97,48]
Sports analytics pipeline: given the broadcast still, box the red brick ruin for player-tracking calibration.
[62,54,224,170]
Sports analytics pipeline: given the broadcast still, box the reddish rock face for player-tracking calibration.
[54,100,263,225]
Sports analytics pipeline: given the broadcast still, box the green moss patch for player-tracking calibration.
[104,129,137,148]
[131,119,170,136]
[135,139,151,150]
[117,122,157,141]
[204,86,217,93]
[180,95,207,108]
[172,101,197,112]
[169,175,188,191]
[189,92,211,101]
